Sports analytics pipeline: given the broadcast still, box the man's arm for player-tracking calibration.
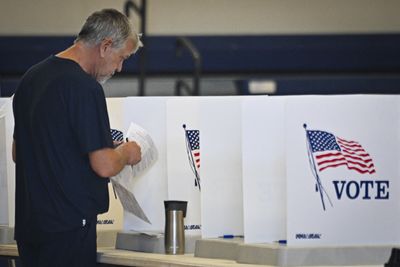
[12,139,16,163]
[89,141,141,178]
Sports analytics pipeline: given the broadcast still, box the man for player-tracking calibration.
[12,9,142,267]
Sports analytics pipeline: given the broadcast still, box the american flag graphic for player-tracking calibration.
[110,129,124,142]
[183,124,201,190]
[306,130,376,174]
[187,130,200,169]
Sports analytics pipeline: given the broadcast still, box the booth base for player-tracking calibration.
[0,226,14,244]
[237,243,395,266]
[0,227,117,247]
[97,230,119,247]
[194,238,243,260]
[115,231,200,254]
[194,239,395,266]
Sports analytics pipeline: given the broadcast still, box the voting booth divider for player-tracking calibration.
[0,98,15,244]
[0,98,14,228]
[242,96,286,244]
[199,96,245,239]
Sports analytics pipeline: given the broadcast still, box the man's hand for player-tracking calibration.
[117,141,141,165]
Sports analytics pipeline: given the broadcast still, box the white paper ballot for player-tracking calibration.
[111,178,151,224]
[110,122,158,224]
[126,122,158,177]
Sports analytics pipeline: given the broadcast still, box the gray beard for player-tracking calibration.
[98,76,111,85]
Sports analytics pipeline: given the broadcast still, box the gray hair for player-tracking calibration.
[75,8,141,50]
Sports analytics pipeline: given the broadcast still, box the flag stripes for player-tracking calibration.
[307,130,376,174]
[183,124,201,190]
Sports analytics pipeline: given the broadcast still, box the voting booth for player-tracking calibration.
[237,95,399,266]
[115,97,246,252]
[114,97,201,252]
[117,97,202,236]
[113,96,248,253]
[242,95,400,246]
[117,97,246,237]
[285,95,399,246]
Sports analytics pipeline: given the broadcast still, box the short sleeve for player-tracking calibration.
[69,84,113,154]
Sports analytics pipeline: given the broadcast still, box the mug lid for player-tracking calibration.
[164,200,188,217]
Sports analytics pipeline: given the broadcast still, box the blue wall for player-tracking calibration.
[1,34,400,95]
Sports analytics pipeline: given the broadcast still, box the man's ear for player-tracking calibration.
[99,38,113,58]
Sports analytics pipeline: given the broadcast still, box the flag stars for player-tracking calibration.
[111,129,124,142]
[308,130,341,152]
[306,128,376,174]
[187,130,200,150]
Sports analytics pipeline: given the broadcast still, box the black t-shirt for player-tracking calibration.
[13,55,113,241]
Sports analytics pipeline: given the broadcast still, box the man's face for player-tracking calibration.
[96,38,135,84]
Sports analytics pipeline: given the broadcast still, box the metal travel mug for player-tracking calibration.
[164,200,187,255]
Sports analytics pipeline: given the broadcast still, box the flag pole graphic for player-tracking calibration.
[303,124,333,211]
[183,124,201,191]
